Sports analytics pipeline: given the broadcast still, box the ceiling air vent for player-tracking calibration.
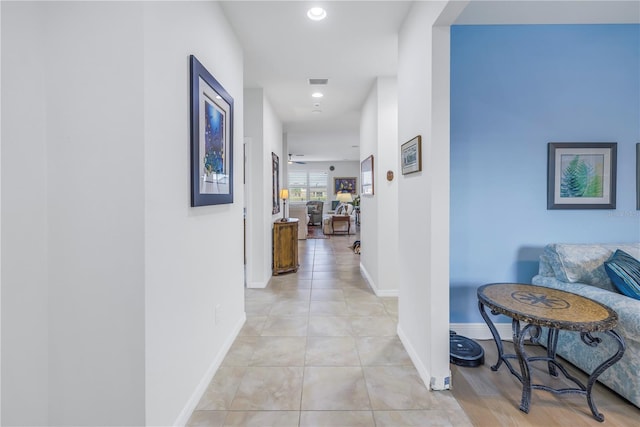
[308,78,329,85]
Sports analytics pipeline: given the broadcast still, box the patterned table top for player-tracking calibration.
[478,283,618,332]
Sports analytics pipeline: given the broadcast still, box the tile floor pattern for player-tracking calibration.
[187,233,472,426]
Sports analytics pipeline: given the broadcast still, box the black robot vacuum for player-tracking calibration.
[450,331,484,367]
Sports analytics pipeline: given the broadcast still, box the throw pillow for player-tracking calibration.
[604,250,640,300]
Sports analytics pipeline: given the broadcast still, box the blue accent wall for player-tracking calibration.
[450,25,640,324]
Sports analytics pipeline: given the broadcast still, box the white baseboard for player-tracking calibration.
[359,263,398,297]
[359,262,376,292]
[173,313,247,427]
[246,280,268,289]
[375,289,399,297]
[450,322,512,341]
[397,325,432,390]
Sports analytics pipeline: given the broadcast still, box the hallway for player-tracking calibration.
[187,232,472,426]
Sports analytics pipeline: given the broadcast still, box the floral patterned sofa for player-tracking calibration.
[532,243,640,408]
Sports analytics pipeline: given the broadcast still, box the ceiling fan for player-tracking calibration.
[288,154,306,165]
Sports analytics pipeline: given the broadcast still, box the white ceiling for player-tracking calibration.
[220,0,640,162]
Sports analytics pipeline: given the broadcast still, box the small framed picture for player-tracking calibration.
[401,135,422,175]
[547,142,617,210]
[361,155,374,196]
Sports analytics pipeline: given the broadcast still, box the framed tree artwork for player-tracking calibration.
[547,142,617,210]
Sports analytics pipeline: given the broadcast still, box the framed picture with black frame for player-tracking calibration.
[401,135,422,175]
[547,142,617,210]
[190,55,234,207]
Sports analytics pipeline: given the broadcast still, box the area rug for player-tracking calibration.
[307,226,329,239]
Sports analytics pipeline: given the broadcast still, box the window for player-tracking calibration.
[287,170,328,202]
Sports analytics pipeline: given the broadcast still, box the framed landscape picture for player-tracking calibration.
[361,155,374,196]
[190,55,234,207]
[401,135,422,175]
[547,142,617,210]
[334,177,357,194]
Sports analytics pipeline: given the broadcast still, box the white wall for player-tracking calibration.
[263,93,284,224]
[44,3,146,424]
[244,89,267,287]
[375,77,399,296]
[1,2,246,425]
[0,1,3,421]
[359,84,380,289]
[359,78,399,296]
[1,3,49,424]
[244,89,283,288]
[287,130,360,162]
[397,0,466,390]
[142,2,245,425]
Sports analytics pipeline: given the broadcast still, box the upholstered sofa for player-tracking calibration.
[288,204,309,240]
[322,203,357,235]
[531,243,640,408]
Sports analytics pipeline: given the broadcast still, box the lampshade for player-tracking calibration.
[279,189,289,199]
[336,192,353,203]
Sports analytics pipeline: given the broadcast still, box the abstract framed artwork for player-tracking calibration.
[334,177,357,194]
[190,55,234,206]
[361,155,374,196]
[272,152,280,215]
[401,135,422,175]
[547,142,617,210]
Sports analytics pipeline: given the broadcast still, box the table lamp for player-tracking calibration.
[279,188,289,221]
[336,191,353,204]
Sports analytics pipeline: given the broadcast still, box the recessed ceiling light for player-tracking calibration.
[307,7,327,21]
[311,92,323,98]
[312,109,322,113]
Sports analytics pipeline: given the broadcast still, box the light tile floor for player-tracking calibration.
[187,231,472,426]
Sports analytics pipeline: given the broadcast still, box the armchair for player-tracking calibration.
[306,201,324,225]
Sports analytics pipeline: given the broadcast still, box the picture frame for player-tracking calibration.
[190,55,234,207]
[401,135,422,175]
[334,177,357,194]
[272,152,280,214]
[547,142,617,210]
[361,155,374,196]
[636,143,639,210]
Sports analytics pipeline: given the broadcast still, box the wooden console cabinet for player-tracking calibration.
[272,219,299,275]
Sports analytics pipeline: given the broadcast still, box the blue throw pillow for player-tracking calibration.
[604,250,640,300]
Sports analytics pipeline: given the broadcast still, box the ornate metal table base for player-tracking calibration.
[478,284,626,423]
